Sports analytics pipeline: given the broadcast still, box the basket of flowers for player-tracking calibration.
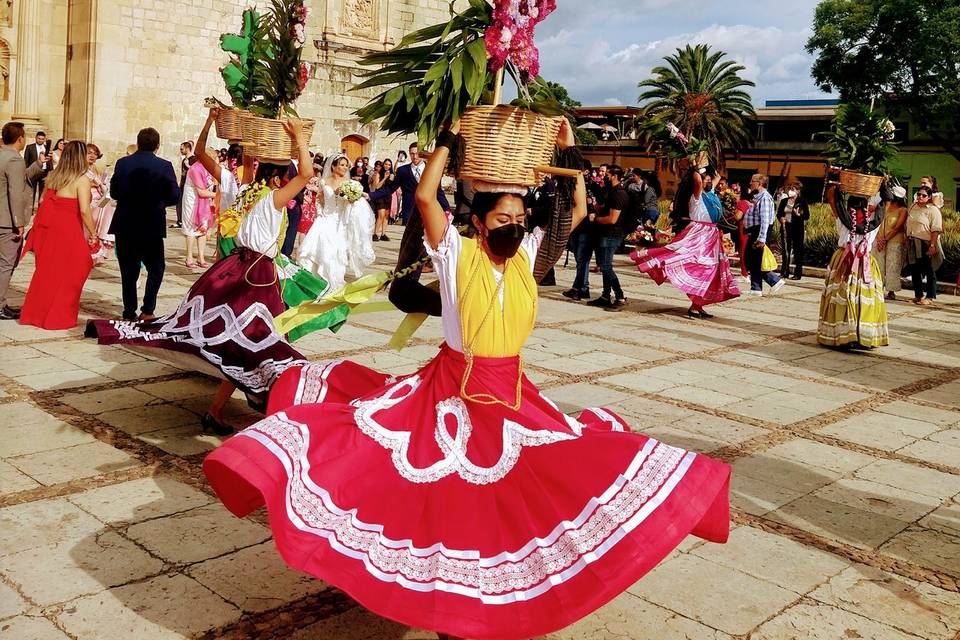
[823,103,897,197]
[355,0,575,187]
[241,0,314,161]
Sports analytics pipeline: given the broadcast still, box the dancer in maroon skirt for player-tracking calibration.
[201,121,731,640]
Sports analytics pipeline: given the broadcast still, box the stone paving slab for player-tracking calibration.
[0,236,958,638]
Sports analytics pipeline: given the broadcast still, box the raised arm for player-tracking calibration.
[77,177,97,244]
[271,119,313,210]
[414,126,457,250]
[194,110,222,179]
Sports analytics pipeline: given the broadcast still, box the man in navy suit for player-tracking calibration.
[109,128,180,321]
[366,142,450,316]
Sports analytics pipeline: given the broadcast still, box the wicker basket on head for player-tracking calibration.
[458,105,563,187]
[838,169,884,198]
[214,108,249,142]
[242,114,316,164]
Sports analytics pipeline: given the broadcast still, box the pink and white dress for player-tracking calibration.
[632,194,740,307]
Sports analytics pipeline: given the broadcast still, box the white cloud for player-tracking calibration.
[536,12,832,108]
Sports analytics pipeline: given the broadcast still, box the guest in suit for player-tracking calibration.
[23,130,50,210]
[109,127,180,321]
[365,141,450,316]
[0,122,46,319]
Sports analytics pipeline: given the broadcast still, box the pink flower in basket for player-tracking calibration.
[485,0,556,78]
[297,62,309,93]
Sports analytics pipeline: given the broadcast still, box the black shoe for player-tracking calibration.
[561,289,582,301]
[586,296,613,308]
[379,234,389,241]
[604,298,626,312]
[372,235,380,242]
[0,305,20,320]
[169,222,181,229]
[201,413,234,436]
[789,275,802,280]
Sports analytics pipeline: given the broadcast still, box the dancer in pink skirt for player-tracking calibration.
[632,165,740,318]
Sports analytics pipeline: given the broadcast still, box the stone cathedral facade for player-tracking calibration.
[1,0,461,164]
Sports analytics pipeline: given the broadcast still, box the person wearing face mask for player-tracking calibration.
[776,181,810,280]
[586,164,628,310]
[87,118,342,436]
[632,163,739,318]
[200,119,732,640]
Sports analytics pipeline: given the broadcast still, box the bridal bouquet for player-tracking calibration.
[337,180,364,203]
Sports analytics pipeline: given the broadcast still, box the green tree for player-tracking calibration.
[806,0,960,161]
[636,44,756,167]
[538,79,597,145]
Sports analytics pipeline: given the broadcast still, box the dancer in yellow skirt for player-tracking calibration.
[817,184,889,348]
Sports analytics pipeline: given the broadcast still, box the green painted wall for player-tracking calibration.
[889,151,960,209]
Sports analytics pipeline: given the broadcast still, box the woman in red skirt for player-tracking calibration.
[203,121,731,640]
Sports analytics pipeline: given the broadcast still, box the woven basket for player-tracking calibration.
[214,109,249,142]
[242,115,315,164]
[458,105,563,187]
[838,170,884,197]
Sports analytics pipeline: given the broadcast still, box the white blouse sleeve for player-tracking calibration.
[522,227,545,273]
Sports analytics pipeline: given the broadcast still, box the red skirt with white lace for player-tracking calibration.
[203,344,731,640]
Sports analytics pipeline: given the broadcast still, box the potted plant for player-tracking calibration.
[354,0,573,186]
[823,103,898,197]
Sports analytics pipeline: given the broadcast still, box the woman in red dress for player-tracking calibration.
[20,141,99,329]
[203,121,731,640]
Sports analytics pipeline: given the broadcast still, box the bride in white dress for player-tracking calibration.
[298,153,376,291]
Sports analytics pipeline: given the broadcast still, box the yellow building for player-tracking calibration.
[1,0,460,164]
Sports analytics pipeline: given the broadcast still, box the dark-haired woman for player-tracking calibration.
[201,120,731,640]
[86,115,331,434]
[369,157,394,241]
[632,163,739,318]
[905,185,944,306]
[818,185,888,348]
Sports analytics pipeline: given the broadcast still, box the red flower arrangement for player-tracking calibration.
[484,0,556,79]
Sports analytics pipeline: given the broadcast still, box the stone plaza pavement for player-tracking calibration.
[1,231,959,640]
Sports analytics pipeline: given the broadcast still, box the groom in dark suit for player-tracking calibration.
[366,142,450,316]
[109,128,180,321]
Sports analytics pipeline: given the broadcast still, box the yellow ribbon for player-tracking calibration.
[388,280,442,351]
[273,271,393,335]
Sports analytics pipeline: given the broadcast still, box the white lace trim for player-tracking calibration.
[240,414,693,603]
[350,377,577,485]
[111,296,304,393]
[294,360,344,404]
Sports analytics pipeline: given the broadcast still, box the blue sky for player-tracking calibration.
[535,0,832,108]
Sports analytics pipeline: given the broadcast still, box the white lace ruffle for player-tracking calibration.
[240,413,693,603]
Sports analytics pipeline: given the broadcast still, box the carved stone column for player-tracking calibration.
[11,0,41,123]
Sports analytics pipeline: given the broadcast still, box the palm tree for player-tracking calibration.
[637,44,756,168]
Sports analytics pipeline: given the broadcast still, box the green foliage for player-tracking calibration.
[354,2,570,146]
[218,9,268,110]
[636,44,756,168]
[806,0,960,161]
[822,103,898,175]
[245,0,308,118]
[354,2,494,146]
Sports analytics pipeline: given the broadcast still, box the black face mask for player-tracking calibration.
[704,183,714,192]
[484,223,525,259]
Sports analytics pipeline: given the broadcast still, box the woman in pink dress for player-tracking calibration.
[181,156,216,268]
[20,142,99,329]
[632,165,740,318]
[84,143,114,265]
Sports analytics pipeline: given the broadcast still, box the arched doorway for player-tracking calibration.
[340,134,368,164]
